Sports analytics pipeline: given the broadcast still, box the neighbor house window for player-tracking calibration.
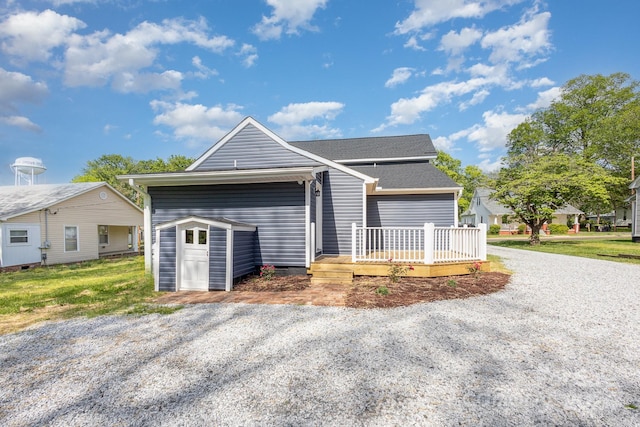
[9,229,28,244]
[65,226,79,252]
[98,225,109,245]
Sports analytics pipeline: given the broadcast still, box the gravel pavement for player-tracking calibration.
[1,246,639,426]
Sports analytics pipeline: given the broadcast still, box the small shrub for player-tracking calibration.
[259,264,276,281]
[468,261,483,276]
[446,279,457,288]
[387,259,414,283]
[375,285,389,296]
[517,224,527,234]
[488,224,501,235]
[547,223,569,235]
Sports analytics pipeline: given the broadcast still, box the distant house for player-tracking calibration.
[630,177,640,242]
[0,182,143,269]
[461,188,583,234]
[122,117,470,292]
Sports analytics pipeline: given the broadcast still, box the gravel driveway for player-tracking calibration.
[1,247,639,426]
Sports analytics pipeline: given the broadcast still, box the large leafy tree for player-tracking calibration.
[73,154,194,205]
[433,151,491,216]
[494,153,620,245]
[507,73,640,217]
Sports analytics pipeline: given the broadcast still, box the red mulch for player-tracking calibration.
[234,272,511,308]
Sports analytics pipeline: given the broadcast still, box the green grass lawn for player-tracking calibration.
[489,237,640,265]
[0,256,180,335]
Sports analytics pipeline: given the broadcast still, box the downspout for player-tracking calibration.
[129,179,152,272]
[40,209,51,265]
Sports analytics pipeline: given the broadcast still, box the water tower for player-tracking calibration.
[11,157,46,186]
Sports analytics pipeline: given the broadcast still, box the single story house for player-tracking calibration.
[461,188,583,234]
[0,182,143,269]
[122,117,465,292]
[630,176,640,242]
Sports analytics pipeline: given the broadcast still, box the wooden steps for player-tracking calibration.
[308,262,354,285]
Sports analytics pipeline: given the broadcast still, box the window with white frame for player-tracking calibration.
[65,226,79,252]
[9,229,28,245]
[98,225,109,245]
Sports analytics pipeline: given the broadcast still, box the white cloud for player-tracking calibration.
[385,67,414,88]
[481,11,551,64]
[403,35,426,51]
[465,109,527,152]
[530,77,554,87]
[238,44,258,68]
[253,0,328,41]
[0,68,49,109]
[150,100,244,146]
[0,115,42,132]
[432,135,454,151]
[439,27,483,56]
[63,17,235,92]
[0,9,86,63]
[523,86,561,111]
[395,0,524,34]
[191,56,218,79]
[268,101,344,139]
[459,88,490,110]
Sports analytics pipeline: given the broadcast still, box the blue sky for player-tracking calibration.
[1,0,639,185]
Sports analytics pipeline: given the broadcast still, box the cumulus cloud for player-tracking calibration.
[253,0,328,40]
[268,101,344,139]
[439,27,483,56]
[0,9,86,63]
[238,44,258,67]
[0,68,48,132]
[481,11,551,64]
[530,76,554,87]
[522,86,561,111]
[385,67,414,88]
[464,109,528,152]
[395,0,524,34]
[150,100,244,146]
[0,115,42,132]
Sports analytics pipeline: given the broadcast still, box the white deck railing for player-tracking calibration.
[352,223,487,264]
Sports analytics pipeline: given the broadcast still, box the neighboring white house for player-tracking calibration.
[630,177,640,242]
[461,188,583,234]
[0,182,143,269]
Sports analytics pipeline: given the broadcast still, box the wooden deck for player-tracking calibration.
[308,255,490,284]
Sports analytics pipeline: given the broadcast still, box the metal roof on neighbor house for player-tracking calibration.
[475,188,583,215]
[290,134,437,162]
[350,162,460,189]
[0,182,106,220]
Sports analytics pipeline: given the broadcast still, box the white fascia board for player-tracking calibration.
[119,166,318,187]
[156,216,256,232]
[370,187,463,195]
[336,155,435,164]
[185,116,376,184]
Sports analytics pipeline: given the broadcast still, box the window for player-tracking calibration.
[198,230,207,245]
[185,229,194,244]
[65,226,79,252]
[9,229,28,244]
[98,225,109,245]
[185,228,207,245]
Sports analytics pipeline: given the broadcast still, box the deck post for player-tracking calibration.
[478,223,487,261]
[352,223,357,262]
[424,223,435,264]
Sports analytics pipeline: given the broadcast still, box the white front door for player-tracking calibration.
[179,225,209,291]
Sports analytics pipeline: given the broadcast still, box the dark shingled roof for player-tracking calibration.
[290,134,436,161]
[350,162,460,189]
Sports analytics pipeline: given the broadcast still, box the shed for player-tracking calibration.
[154,216,256,291]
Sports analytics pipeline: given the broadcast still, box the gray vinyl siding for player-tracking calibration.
[209,227,227,291]
[194,124,320,171]
[158,227,176,291]
[150,182,305,267]
[233,230,255,278]
[367,194,456,228]
[323,169,364,255]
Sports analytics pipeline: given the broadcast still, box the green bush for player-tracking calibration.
[547,223,569,234]
[517,224,527,234]
[488,224,501,235]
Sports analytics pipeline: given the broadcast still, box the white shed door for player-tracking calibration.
[179,225,209,291]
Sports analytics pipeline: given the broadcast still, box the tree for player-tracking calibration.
[72,154,194,205]
[433,151,491,216]
[494,153,621,245]
[506,73,640,218]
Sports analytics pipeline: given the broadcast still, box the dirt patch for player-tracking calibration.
[234,272,510,308]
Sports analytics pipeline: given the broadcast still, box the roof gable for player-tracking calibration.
[0,182,141,221]
[473,188,583,216]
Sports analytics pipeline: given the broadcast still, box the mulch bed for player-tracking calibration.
[234,272,511,308]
